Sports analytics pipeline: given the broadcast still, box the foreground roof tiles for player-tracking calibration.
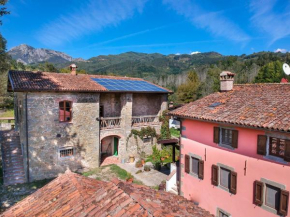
[170,83,290,132]
[1,171,213,217]
[8,70,171,93]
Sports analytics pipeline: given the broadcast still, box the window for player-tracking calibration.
[143,137,151,143]
[265,184,280,210]
[220,167,231,189]
[212,164,237,194]
[213,127,238,149]
[191,157,199,175]
[218,210,229,217]
[257,135,290,162]
[185,154,204,180]
[59,148,74,158]
[221,128,232,145]
[269,137,285,158]
[59,101,72,122]
[254,179,289,216]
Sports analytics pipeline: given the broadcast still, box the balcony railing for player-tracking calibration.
[132,115,159,127]
[100,117,121,130]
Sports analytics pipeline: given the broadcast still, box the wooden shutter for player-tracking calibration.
[230,171,237,194]
[254,181,264,206]
[185,155,190,173]
[211,165,219,186]
[284,140,290,162]
[232,130,239,148]
[198,160,204,180]
[214,127,220,143]
[257,135,267,155]
[279,190,289,216]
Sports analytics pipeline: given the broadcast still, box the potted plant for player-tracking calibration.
[144,165,151,172]
[135,160,143,168]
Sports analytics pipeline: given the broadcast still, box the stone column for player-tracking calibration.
[119,93,133,159]
[159,94,168,115]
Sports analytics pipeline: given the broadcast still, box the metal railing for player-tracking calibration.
[132,115,159,127]
[100,117,121,130]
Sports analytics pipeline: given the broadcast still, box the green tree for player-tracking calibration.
[60,67,87,74]
[176,70,200,103]
[254,60,289,83]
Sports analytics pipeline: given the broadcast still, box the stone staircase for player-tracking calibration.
[0,130,26,185]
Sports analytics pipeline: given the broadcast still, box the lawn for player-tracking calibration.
[0,109,14,123]
[170,128,180,138]
[82,164,143,185]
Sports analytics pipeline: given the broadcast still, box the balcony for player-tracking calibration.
[132,115,160,127]
[100,117,121,130]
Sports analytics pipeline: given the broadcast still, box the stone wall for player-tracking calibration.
[25,93,100,181]
[100,93,121,117]
[132,93,166,116]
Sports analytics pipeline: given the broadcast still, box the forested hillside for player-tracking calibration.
[7,49,290,105]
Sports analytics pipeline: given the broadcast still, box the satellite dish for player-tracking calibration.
[283,63,290,75]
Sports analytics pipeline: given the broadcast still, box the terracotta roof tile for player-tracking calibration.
[169,83,290,132]
[8,70,171,93]
[1,171,213,217]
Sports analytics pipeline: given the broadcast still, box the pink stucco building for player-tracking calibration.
[170,72,290,217]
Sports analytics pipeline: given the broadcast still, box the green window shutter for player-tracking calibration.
[257,135,267,155]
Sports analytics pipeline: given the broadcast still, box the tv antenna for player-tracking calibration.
[283,63,290,75]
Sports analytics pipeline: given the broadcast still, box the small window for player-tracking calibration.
[218,210,229,217]
[269,137,285,158]
[59,101,72,122]
[191,157,199,175]
[220,167,231,189]
[59,148,74,158]
[265,184,280,210]
[221,128,232,145]
[143,137,151,143]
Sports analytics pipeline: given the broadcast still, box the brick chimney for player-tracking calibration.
[220,71,235,92]
[69,64,77,75]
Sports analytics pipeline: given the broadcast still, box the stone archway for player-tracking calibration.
[100,135,122,166]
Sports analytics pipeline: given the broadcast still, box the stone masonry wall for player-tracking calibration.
[100,93,121,117]
[132,93,165,116]
[26,93,100,181]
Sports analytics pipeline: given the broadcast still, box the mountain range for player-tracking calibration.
[8,44,86,65]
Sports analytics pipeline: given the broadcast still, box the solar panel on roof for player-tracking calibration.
[91,78,168,92]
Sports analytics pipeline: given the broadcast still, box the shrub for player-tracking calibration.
[144,165,151,172]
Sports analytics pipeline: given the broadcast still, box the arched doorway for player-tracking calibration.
[100,136,120,166]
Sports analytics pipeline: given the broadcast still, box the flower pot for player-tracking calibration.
[141,159,145,165]
[126,178,133,183]
[129,155,135,163]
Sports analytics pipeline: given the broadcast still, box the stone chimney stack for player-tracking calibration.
[220,71,235,92]
[69,64,77,75]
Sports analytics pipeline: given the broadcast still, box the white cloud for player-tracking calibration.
[163,0,249,43]
[250,0,290,43]
[274,48,287,53]
[190,51,201,55]
[36,0,148,46]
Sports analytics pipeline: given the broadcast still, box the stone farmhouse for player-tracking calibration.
[170,72,290,217]
[2,65,170,183]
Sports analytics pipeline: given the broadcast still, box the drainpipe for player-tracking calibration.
[25,93,30,182]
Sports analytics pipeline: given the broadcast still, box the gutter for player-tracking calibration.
[25,93,30,182]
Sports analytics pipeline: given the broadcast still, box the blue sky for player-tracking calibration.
[2,0,290,59]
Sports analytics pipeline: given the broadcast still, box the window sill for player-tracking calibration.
[218,184,231,194]
[263,155,289,165]
[218,143,235,150]
[189,172,202,180]
[260,204,279,216]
